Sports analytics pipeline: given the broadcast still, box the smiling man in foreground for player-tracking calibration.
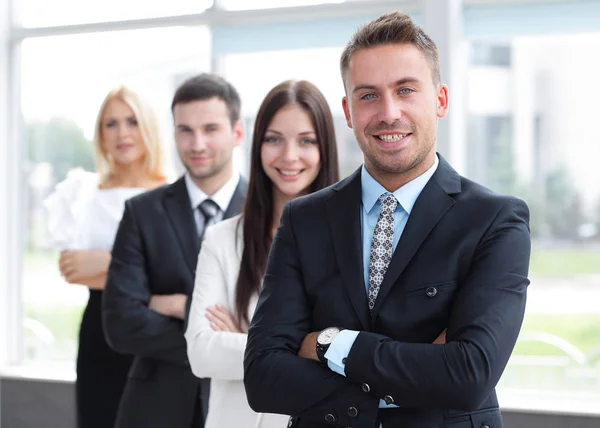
[244,11,531,428]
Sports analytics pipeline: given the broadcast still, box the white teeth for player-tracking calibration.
[279,170,301,176]
[377,134,408,142]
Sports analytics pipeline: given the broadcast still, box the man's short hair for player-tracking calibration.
[340,11,441,86]
[171,73,241,126]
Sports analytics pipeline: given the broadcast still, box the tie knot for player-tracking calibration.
[198,199,219,220]
[378,192,398,213]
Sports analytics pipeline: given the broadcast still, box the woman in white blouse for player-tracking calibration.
[185,80,340,428]
[44,86,166,428]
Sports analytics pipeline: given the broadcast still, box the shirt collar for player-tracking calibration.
[185,172,241,213]
[361,154,439,215]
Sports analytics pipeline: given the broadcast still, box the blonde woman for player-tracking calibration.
[44,86,167,428]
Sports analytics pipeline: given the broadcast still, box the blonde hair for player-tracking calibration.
[93,85,166,182]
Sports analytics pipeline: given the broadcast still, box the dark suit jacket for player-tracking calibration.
[244,156,530,428]
[103,176,247,428]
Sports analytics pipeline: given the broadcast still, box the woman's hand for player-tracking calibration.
[206,305,243,333]
[59,250,111,284]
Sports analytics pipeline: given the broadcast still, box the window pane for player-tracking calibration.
[219,0,347,11]
[20,26,210,370]
[467,33,600,403]
[221,47,361,178]
[17,0,212,28]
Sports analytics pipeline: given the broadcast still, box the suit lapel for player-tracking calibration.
[371,155,462,318]
[326,169,370,331]
[162,177,199,274]
[223,178,248,220]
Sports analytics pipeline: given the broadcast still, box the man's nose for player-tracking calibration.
[377,95,402,125]
[191,132,208,150]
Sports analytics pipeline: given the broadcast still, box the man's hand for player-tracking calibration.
[206,304,243,333]
[298,332,320,361]
[433,329,447,344]
[149,294,188,320]
[59,250,110,284]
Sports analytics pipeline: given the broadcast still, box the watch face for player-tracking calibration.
[318,327,340,345]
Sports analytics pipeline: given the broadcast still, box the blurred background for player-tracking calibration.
[1,0,600,426]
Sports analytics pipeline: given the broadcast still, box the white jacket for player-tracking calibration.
[185,215,289,428]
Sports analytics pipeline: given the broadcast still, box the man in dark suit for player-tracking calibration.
[103,74,247,428]
[244,12,530,428]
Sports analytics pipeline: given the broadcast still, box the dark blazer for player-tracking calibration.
[244,156,531,428]
[103,176,247,428]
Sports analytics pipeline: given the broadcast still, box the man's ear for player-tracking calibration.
[233,120,244,147]
[436,84,449,119]
[342,96,353,129]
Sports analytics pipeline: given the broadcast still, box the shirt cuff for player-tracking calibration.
[379,399,398,408]
[324,330,399,409]
[325,329,359,376]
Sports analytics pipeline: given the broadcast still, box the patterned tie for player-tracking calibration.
[368,193,398,311]
[197,199,220,241]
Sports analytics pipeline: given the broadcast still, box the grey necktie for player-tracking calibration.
[197,199,220,242]
[367,193,398,311]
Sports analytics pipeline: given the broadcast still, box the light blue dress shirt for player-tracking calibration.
[324,155,439,410]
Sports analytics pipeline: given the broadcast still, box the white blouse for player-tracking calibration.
[43,168,147,251]
[185,215,289,428]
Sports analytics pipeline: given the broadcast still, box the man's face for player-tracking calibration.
[342,43,448,180]
[173,97,242,181]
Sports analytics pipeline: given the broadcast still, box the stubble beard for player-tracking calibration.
[359,132,436,179]
[184,153,231,182]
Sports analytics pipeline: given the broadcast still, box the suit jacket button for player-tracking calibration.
[383,395,394,405]
[426,286,438,297]
[362,383,371,393]
[324,413,336,423]
[347,406,359,417]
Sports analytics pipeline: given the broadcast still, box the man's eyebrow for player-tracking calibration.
[352,77,422,94]
[352,84,377,94]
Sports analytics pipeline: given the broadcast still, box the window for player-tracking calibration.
[4,0,599,415]
[470,41,511,67]
[16,0,213,27]
[20,26,210,369]
[467,34,600,404]
[219,0,346,11]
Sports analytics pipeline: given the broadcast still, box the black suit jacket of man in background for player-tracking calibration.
[103,176,247,428]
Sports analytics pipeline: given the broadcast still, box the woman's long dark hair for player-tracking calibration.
[235,80,340,327]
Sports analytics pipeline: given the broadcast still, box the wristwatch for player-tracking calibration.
[316,326,341,364]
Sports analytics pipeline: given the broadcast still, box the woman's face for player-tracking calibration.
[261,104,321,200]
[101,99,147,167]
